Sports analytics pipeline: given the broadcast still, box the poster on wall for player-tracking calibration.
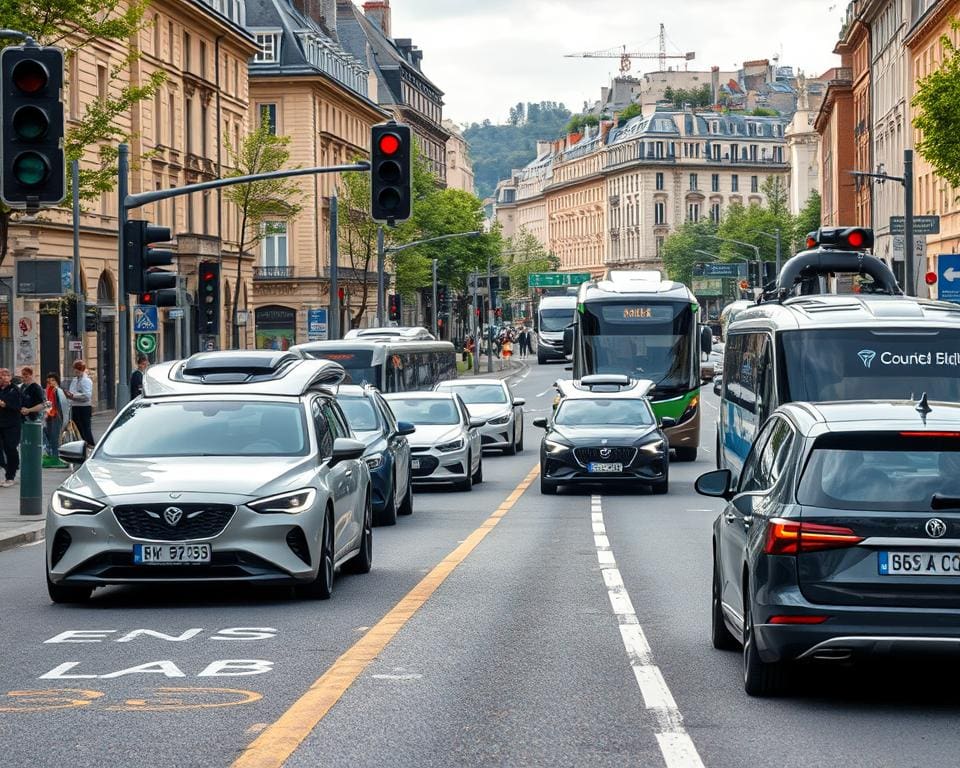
[14,310,38,369]
[255,306,297,351]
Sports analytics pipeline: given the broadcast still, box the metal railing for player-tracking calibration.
[253,265,295,280]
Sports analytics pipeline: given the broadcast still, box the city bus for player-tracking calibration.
[569,271,712,461]
[717,226,960,473]
[536,294,578,363]
[290,339,457,392]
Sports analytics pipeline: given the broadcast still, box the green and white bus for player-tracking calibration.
[570,271,712,461]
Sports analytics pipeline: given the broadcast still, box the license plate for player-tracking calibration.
[411,459,421,470]
[587,462,623,473]
[879,551,960,576]
[134,543,211,564]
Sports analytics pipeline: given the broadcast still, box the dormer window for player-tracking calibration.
[254,31,280,63]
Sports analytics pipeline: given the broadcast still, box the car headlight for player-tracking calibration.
[544,438,572,455]
[51,490,104,516]
[437,438,464,453]
[248,488,317,514]
[365,452,385,470]
[639,439,665,454]
[488,413,511,425]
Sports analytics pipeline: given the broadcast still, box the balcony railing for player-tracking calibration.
[254,265,295,280]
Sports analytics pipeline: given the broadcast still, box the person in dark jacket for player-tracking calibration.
[0,368,23,486]
[129,354,148,398]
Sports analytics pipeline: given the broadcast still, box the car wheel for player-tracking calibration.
[298,510,335,600]
[456,453,474,492]
[743,592,787,696]
[473,457,483,484]
[711,552,739,651]
[504,424,518,455]
[344,494,373,575]
[540,470,558,495]
[516,423,524,452]
[373,472,398,527]
[398,475,414,516]
[674,446,698,462]
[46,571,92,604]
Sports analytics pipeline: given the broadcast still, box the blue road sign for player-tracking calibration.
[307,307,328,341]
[937,254,960,303]
[133,304,159,333]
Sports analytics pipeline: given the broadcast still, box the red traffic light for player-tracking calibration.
[338,287,345,302]
[738,279,750,291]
[202,270,216,281]
[12,59,48,94]
[378,133,400,155]
[925,271,938,285]
[846,230,865,248]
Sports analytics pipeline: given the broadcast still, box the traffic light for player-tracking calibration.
[198,262,220,334]
[62,296,78,335]
[124,219,176,300]
[807,227,875,251]
[1,45,65,207]
[388,293,401,322]
[370,121,412,224]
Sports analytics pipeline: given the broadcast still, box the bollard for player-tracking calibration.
[20,420,42,516]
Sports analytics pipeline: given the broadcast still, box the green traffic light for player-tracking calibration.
[12,152,49,186]
[12,105,48,140]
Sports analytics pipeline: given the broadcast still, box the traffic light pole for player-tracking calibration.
[117,144,131,408]
[329,191,340,339]
[71,160,84,362]
[376,226,385,326]
[486,254,493,374]
[431,259,438,338]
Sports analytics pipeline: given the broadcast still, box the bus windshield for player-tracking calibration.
[579,301,695,394]
[303,349,379,387]
[781,328,960,402]
[540,308,575,332]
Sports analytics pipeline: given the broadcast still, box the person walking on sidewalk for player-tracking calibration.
[64,360,95,447]
[130,354,148,399]
[44,372,69,467]
[0,368,23,486]
[19,367,46,423]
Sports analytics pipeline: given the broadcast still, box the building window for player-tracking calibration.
[730,144,738,162]
[183,32,191,71]
[656,236,664,258]
[712,143,720,160]
[654,201,665,225]
[751,175,759,193]
[655,172,664,190]
[261,222,288,266]
[687,202,700,222]
[711,174,719,192]
[689,173,698,191]
[255,33,279,63]
[711,202,721,223]
[97,64,108,102]
[258,103,277,134]
[731,174,739,192]
[69,52,80,119]
[184,96,193,154]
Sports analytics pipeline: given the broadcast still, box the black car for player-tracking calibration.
[534,375,673,495]
[336,384,416,526]
[696,398,960,697]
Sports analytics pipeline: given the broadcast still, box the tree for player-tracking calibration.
[793,190,822,251]
[222,119,303,346]
[565,113,599,135]
[913,18,960,190]
[717,176,794,264]
[617,102,642,125]
[661,219,719,286]
[503,230,558,298]
[0,0,166,266]
[337,163,379,328]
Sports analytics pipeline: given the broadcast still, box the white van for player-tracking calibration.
[536,295,577,363]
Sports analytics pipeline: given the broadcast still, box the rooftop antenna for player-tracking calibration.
[916,392,932,420]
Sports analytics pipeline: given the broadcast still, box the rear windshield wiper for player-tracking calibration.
[931,493,960,510]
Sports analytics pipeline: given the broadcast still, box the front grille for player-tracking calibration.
[68,551,288,581]
[574,447,637,466]
[113,503,236,541]
[286,528,311,565]
[51,529,72,568]
[411,456,440,477]
[410,446,431,454]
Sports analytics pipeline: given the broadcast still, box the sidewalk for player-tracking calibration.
[457,355,527,379]
[0,409,116,553]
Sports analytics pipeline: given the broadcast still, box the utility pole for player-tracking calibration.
[431,258,438,338]
[70,160,84,364]
[376,226,385,326]
[471,270,480,375]
[774,227,781,276]
[329,191,340,339]
[486,254,493,374]
[904,149,915,297]
[117,144,130,407]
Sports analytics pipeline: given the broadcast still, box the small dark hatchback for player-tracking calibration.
[697,397,960,696]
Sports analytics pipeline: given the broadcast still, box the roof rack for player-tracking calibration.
[343,326,435,341]
[575,375,655,396]
[174,351,301,384]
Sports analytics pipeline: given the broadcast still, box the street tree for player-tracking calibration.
[0,0,165,266]
[913,18,960,190]
[793,190,822,251]
[717,176,794,264]
[222,118,303,346]
[337,162,381,328]
[503,229,559,298]
[661,219,719,286]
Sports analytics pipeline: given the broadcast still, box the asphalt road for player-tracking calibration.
[1,361,959,767]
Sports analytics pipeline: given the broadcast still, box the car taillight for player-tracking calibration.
[764,518,863,555]
[769,615,829,625]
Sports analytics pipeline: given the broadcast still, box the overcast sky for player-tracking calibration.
[387,0,845,127]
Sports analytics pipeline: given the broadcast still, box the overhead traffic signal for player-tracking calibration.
[388,293,401,322]
[1,45,66,207]
[806,227,874,251]
[124,219,176,304]
[198,262,220,334]
[370,122,411,224]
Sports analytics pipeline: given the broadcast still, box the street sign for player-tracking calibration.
[700,262,744,278]
[135,333,157,355]
[133,304,158,333]
[893,235,927,264]
[691,278,723,296]
[307,307,328,341]
[937,254,960,303]
[168,308,185,320]
[68,340,82,352]
[890,215,940,235]
[528,272,591,288]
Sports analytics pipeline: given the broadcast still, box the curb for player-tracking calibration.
[0,523,44,554]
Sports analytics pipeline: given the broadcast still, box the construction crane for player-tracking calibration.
[565,23,695,75]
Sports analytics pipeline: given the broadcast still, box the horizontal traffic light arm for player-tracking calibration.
[124,162,371,210]
[385,231,483,255]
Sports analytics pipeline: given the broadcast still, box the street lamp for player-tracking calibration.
[749,228,782,274]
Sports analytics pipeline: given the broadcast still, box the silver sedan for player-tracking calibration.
[434,379,525,455]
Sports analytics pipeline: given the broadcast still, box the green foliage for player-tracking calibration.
[750,107,778,117]
[503,230,559,297]
[913,18,960,190]
[793,191,822,251]
[463,101,571,200]
[617,102,642,125]
[337,162,380,326]
[564,113,599,135]
[663,84,713,109]
[661,219,719,286]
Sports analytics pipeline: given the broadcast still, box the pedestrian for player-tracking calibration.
[64,359,95,447]
[130,354,148,398]
[518,327,529,358]
[19,367,47,426]
[500,334,513,371]
[0,368,23,486]
[44,372,69,467]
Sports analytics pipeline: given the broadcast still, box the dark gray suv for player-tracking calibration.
[697,398,960,696]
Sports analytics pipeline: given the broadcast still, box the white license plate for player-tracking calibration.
[879,551,960,576]
[134,543,211,564]
[587,462,623,473]
[411,459,421,470]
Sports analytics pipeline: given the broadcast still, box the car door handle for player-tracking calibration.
[345,469,353,477]
[724,511,737,524]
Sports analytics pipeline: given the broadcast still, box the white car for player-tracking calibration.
[434,379,525,454]
[383,392,484,491]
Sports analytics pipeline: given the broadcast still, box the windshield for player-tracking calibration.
[339,397,379,432]
[437,383,507,404]
[554,398,655,427]
[387,398,460,426]
[304,349,380,387]
[579,301,695,393]
[798,434,960,512]
[100,401,308,458]
[781,329,960,402]
[540,307,575,332]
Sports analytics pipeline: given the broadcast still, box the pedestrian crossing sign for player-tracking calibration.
[133,305,159,333]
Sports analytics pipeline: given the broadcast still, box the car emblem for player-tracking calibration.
[599,447,611,458]
[926,518,947,538]
[163,506,184,526]
[169,492,182,499]
[858,349,877,369]
[601,439,608,445]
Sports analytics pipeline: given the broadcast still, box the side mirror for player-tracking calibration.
[59,440,88,465]
[562,324,574,356]
[700,325,714,355]
[329,437,365,467]
[660,416,677,429]
[695,469,734,500]
[469,417,486,429]
[396,421,416,436]
[532,417,548,429]
[513,397,526,407]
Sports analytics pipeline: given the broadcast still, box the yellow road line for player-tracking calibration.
[232,463,541,768]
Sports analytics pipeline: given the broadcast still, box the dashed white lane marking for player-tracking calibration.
[537,387,554,397]
[591,494,706,768]
[701,399,718,410]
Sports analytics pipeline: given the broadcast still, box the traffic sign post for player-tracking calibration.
[528,272,591,288]
[890,215,940,235]
[132,304,158,333]
[937,254,960,303]
[699,262,745,278]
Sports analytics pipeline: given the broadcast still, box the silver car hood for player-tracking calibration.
[465,403,511,420]
[408,424,462,447]
[62,455,315,501]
